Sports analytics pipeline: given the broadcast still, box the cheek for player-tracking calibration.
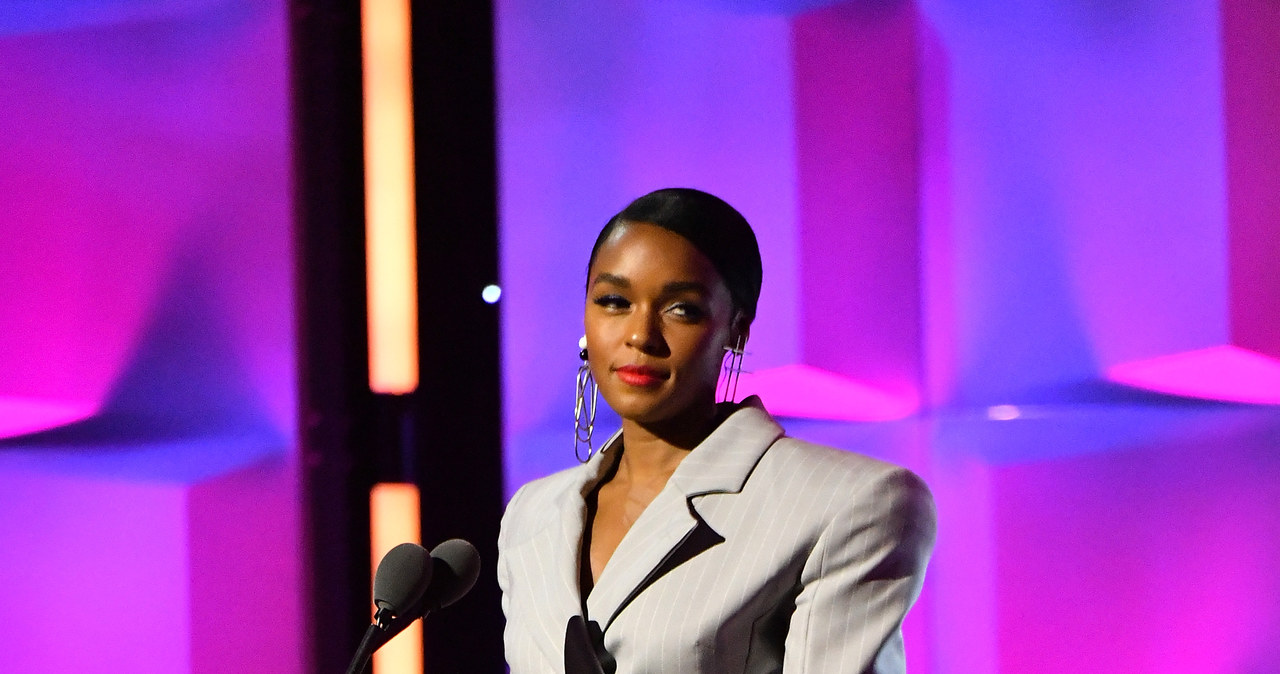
[582,308,605,346]
[583,318,615,374]
[586,347,608,379]
[679,328,729,376]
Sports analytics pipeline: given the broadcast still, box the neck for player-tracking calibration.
[616,400,726,483]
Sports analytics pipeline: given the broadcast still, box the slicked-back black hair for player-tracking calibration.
[587,188,763,324]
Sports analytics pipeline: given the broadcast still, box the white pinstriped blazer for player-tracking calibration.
[498,397,936,673]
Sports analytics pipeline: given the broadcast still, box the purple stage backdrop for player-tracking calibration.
[1,0,1278,672]
[0,1,301,672]
[496,1,1280,673]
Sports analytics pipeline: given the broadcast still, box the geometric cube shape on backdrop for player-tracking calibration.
[0,444,301,674]
[989,406,1280,673]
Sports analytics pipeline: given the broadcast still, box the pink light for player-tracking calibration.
[734,363,917,421]
[0,397,97,440]
[1106,345,1280,405]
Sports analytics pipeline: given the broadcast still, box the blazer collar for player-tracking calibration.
[551,427,627,584]
[668,395,785,498]
[499,438,623,670]
[569,395,784,502]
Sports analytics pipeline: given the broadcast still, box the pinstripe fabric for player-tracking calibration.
[498,397,936,673]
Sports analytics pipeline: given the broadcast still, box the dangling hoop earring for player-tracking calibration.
[718,332,746,404]
[574,336,598,463]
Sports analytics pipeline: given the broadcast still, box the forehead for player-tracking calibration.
[589,222,724,288]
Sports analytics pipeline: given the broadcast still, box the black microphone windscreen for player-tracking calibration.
[373,543,432,614]
[424,538,481,610]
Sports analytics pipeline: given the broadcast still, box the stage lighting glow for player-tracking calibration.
[363,0,418,396]
[369,482,423,674]
[1106,345,1280,405]
[734,363,917,421]
[481,284,502,304]
[987,405,1021,421]
[364,0,423,669]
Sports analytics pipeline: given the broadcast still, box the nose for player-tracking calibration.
[625,307,666,355]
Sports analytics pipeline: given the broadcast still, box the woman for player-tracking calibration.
[498,188,936,673]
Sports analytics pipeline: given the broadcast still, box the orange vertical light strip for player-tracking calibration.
[370,483,424,674]
[363,0,419,395]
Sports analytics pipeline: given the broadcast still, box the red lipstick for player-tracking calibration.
[614,364,667,387]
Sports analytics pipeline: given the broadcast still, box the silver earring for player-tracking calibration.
[574,335,598,463]
[718,333,746,404]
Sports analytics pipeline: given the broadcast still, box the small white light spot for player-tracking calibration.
[481,284,502,304]
[987,404,1021,421]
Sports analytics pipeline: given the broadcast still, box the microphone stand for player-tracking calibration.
[369,595,430,653]
[344,624,381,674]
[345,609,394,674]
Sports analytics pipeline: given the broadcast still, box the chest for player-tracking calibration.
[506,504,812,673]
[501,491,819,670]
[588,479,666,584]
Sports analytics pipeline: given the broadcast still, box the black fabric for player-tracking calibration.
[564,615,615,674]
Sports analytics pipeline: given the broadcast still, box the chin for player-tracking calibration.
[603,386,712,427]
[603,394,668,424]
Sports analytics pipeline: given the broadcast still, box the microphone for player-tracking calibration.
[346,543,433,674]
[371,538,482,650]
[373,543,433,628]
[422,538,482,611]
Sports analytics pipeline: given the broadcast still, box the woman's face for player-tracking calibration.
[584,222,739,427]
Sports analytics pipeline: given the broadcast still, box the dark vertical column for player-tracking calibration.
[411,1,506,671]
[290,1,375,671]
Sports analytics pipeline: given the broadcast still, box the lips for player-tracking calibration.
[614,364,667,387]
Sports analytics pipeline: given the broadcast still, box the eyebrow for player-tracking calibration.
[590,273,709,295]
[591,272,630,289]
[661,280,711,295]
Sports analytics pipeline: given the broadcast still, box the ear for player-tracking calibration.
[728,312,750,351]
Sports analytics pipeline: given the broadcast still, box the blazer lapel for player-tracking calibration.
[587,397,785,632]
[585,476,700,629]
[506,433,623,668]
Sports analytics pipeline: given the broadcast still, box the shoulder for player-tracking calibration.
[759,436,930,503]
[507,461,583,509]
[709,399,934,526]
[498,462,583,548]
[753,436,936,548]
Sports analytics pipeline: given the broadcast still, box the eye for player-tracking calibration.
[592,294,630,311]
[667,302,706,321]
